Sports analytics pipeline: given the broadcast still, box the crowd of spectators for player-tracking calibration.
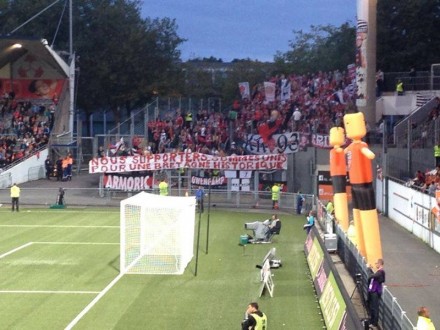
[407,167,440,196]
[105,69,357,158]
[0,92,54,169]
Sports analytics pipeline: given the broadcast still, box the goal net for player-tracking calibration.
[120,191,196,275]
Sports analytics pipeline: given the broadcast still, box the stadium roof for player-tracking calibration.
[0,37,69,78]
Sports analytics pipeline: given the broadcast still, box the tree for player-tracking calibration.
[0,0,67,38]
[187,56,223,63]
[0,0,185,124]
[73,1,185,122]
[377,0,440,71]
[273,23,355,74]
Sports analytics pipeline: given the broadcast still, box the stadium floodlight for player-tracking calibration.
[120,192,196,275]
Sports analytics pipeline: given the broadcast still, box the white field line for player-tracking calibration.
[0,242,33,259]
[0,242,118,295]
[64,273,124,330]
[0,290,99,294]
[33,242,118,245]
[0,225,118,229]
[0,240,123,328]
[0,210,118,214]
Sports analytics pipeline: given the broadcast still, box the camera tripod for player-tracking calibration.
[350,276,370,326]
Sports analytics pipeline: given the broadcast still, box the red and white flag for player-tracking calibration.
[280,79,291,102]
[238,82,250,99]
[264,81,276,102]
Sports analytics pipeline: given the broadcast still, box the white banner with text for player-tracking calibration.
[89,152,288,173]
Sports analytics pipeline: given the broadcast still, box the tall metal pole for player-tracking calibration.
[194,209,202,276]
[68,0,75,140]
[205,185,211,254]
[356,0,377,128]
[69,0,73,55]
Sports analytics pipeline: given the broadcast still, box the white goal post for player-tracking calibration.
[120,192,196,275]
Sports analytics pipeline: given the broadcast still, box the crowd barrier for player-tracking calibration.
[335,225,416,330]
[378,177,440,253]
[0,187,314,213]
[313,195,418,330]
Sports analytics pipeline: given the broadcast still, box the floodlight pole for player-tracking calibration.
[68,0,75,140]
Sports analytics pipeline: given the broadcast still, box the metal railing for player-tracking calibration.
[313,196,416,329]
[0,145,47,173]
[106,96,224,138]
[334,225,416,330]
[394,97,439,148]
[383,71,432,92]
[0,187,314,213]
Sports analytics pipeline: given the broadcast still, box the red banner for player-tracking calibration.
[0,79,65,99]
[103,174,153,191]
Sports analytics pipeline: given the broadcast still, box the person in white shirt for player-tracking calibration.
[292,107,301,130]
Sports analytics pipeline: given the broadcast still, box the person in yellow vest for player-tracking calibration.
[416,306,436,330]
[184,112,193,129]
[241,302,267,330]
[396,79,404,95]
[326,200,334,216]
[10,183,20,212]
[159,178,169,196]
[434,142,440,167]
[271,183,280,209]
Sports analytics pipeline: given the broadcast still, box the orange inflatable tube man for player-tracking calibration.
[344,112,382,265]
[329,127,349,232]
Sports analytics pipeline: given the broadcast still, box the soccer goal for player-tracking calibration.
[120,191,196,275]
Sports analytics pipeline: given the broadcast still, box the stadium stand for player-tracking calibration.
[0,94,54,169]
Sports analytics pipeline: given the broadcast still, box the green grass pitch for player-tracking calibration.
[0,207,324,329]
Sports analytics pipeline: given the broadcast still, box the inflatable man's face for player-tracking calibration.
[343,112,366,141]
[329,127,345,147]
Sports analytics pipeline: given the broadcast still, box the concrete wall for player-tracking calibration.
[0,149,48,188]
[379,178,440,253]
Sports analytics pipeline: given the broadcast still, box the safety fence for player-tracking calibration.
[335,224,416,330]
[0,187,314,213]
[314,199,416,330]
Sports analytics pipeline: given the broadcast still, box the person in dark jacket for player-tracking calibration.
[56,157,63,181]
[44,156,53,180]
[367,259,385,329]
